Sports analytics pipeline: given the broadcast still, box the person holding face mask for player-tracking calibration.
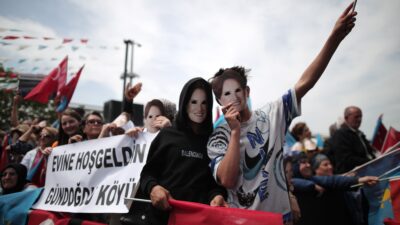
[143,99,171,134]
[207,4,358,223]
[138,78,227,225]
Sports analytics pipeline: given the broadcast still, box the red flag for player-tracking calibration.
[390,178,400,221]
[372,114,388,151]
[24,56,68,104]
[382,127,400,153]
[384,218,400,225]
[56,65,84,112]
[168,199,283,225]
[28,210,106,225]
[28,210,67,225]
[80,39,88,44]
[29,156,47,187]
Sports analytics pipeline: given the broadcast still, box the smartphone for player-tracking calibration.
[351,0,357,12]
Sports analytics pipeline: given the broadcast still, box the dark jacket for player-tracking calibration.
[139,78,226,225]
[331,124,376,174]
[291,158,361,225]
[292,175,361,225]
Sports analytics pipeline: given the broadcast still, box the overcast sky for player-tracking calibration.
[1,0,399,138]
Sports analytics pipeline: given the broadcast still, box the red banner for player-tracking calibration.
[168,199,283,225]
[28,210,106,225]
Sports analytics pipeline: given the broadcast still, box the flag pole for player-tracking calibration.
[351,176,400,188]
[125,198,152,203]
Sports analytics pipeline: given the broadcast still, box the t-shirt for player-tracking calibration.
[208,88,300,220]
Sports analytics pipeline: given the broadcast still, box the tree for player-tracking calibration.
[0,64,58,131]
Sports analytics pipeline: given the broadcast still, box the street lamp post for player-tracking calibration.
[121,39,141,111]
[129,40,142,84]
[122,39,132,104]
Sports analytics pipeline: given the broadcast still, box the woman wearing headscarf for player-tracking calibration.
[1,163,28,195]
[291,153,378,225]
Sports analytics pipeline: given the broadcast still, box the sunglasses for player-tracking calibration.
[86,119,103,125]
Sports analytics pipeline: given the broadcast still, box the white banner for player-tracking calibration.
[33,133,155,213]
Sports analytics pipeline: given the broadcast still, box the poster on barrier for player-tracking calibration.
[33,133,155,213]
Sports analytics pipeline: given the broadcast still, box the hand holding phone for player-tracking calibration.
[351,0,357,12]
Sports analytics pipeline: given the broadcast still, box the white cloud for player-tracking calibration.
[1,0,399,137]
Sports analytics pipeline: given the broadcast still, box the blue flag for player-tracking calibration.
[315,133,324,149]
[363,167,400,225]
[285,132,297,148]
[352,149,400,177]
[0,188,43,225]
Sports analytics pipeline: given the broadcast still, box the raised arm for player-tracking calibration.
[11,95,21,127]
[295,3,357,102]
[122,82,142,115]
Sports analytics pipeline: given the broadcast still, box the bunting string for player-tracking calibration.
[0,27,121,51]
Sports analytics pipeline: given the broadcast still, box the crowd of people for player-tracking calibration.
[0,3,384,225]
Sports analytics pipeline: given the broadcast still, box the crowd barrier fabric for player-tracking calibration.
[167,199,284,225]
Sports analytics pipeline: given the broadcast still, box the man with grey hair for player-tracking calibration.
[331,106,376,174]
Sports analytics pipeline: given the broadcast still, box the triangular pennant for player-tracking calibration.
[43,37,54,40]
[38,45,48,50]
[23,36,36,39]
[18,45,30,50]
[62,38,73,44]
[3,35,19,40]
[9,29,22,32]
[0,41,12,46]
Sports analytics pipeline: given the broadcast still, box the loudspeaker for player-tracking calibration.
[132,103,144,127]
[103,100,144,126]
[103,100,122,123]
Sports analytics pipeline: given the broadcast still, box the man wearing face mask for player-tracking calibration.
[207,3,358,223]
